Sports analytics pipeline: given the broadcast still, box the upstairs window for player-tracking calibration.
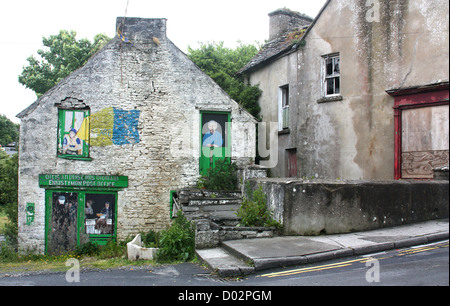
[279,85,290,131]
[57,109,90,160]
[323,53,340,97]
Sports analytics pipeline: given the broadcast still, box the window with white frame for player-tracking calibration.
[278,85,289,131]
[322,54,340,97]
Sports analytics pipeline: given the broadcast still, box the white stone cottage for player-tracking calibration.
[16,17,257,254]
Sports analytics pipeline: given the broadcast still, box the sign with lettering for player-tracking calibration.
[39,174,128,188]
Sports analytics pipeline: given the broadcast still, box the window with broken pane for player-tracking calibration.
[323,54,340,96]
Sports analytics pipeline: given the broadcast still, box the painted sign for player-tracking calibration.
[90,107,141,147]
[39,174,128,188]
[26,203,35,225]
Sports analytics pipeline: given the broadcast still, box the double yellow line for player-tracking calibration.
[259,240,449,279]
[397,241,449,256]
[259,257,372,278]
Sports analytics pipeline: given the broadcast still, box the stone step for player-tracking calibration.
[196,247,254,277]
[210,210,241,222]
[188,198,242,206]
[178,189,242,204]
[202,204,240,212]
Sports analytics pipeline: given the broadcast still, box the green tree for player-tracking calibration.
[19,30,111,97]
[188,42,262,118]
[0,152,18,247]
[0,115,19,146]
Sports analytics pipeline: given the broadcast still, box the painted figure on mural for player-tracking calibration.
[202,120,223,147]
[63,128,82,155]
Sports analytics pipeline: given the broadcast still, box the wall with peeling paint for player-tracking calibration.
[248,0,449,180]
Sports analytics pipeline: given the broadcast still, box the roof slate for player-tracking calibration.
[237,26,308,75]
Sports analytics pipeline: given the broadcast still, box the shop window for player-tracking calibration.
[85,193,116,236]
[57,109,90,160]
[45,190,118,254]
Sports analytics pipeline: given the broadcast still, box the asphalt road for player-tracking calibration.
[0,240,448,288]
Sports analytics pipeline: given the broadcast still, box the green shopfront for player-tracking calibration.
[39,174,128,255]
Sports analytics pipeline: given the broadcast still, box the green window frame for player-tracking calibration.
[57,108,91,160]
[45,189,118,254]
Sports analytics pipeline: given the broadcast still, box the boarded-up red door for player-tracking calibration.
[401,105,449,179]
[287,149,297,178]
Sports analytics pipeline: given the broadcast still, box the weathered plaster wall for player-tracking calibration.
[248,178,449,235]
[250,0,449,180]
[249,52,298,177]
[17,18,256,253]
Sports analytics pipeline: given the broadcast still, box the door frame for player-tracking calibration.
[387,82,449,179]
[199,111,231,175]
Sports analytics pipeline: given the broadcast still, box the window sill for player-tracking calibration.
[278,128,290,135]
[57,155,92,161]
[317,95,343,104]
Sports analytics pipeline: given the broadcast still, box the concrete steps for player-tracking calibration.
[196,247,254,277]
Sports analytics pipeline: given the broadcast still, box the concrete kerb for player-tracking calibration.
[216,231,449,274]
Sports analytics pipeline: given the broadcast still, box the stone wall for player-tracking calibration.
[16,17,256,253]
[247,178,449,236]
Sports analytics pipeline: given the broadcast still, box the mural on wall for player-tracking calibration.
[90,107,141,147]
[57,109,90,157]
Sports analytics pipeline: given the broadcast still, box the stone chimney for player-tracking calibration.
[116,17,167,43]
[269,9,313,41]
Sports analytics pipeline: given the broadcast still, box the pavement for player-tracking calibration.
[196,219,449,277]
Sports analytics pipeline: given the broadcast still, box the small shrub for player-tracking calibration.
[0,242,18,262]
[202,159,238,190]
[97,240,125,259]
[141,230,160,248]
[237,185,281,229]
[157,211,195,263]
[74,242,100,257]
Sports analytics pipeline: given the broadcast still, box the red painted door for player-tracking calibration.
[287,149,297,178]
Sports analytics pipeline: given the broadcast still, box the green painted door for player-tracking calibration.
[45,190,82,255]
[200,112,231,176]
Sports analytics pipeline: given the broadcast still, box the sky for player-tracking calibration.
[0,0,326,123]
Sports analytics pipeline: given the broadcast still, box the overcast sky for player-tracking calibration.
[1,0,326,123]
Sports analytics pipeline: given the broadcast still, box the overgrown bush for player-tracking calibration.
[141,230,160,248]
[74,242,100,256]
[74,240,125,259]
[0,242,18,262]
[237,185,281,229]
[156,211,195,263]
[200,159,238,190]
